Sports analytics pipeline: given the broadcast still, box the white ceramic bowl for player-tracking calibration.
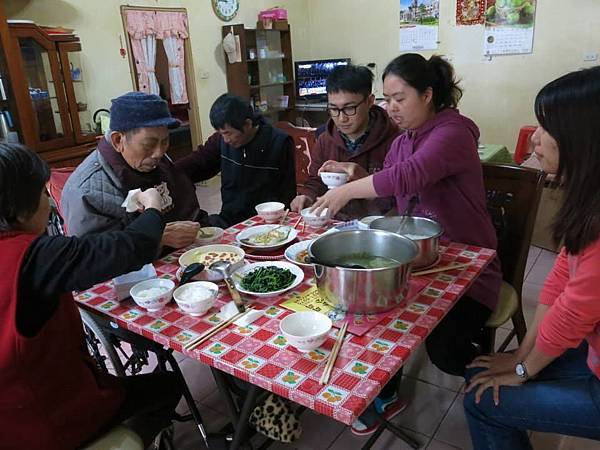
[301,207,331,228]
[195,227,224,245]
[130,278,175,312]
[320,172,349,189]
[178,244,246,281]
[284,240,313,267]
[255,201,285,223]
[233,261,304,298]
[236,225,298,250]
[280,311,333,352]
[173,281,219,316]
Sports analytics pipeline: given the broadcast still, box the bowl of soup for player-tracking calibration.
[369,216,443,269]
[308,229,418,314]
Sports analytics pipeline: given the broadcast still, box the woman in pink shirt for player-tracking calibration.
[464,66,600,448]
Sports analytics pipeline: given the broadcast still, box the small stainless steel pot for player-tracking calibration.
[370,216,443,269]
[308,229,418,314]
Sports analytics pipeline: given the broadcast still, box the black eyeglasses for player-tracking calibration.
[327,97,367,117]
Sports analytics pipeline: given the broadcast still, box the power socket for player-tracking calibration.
[583,52,598,62]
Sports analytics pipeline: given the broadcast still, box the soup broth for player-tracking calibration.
[333,252,400,269]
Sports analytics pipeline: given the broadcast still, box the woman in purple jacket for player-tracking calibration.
[313,54,501,380]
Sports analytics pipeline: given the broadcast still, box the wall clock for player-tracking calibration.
[212,0,240,22]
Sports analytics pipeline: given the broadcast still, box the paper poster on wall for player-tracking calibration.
[456,0,485,25]
[484,0,536,55]
[399,0,440,51]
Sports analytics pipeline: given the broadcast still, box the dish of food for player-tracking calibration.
[240,266,295,292]
[185,249,241,266]
[284,240,313,267]
[236,225,298,250]
[195,227,224,244]
[233,261,304,298]
[178,244,246,281]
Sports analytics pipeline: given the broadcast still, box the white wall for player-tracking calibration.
[305,0,600,150]
[6,0,600,150]
[5,0,310,142]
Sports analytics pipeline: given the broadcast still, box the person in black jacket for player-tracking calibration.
[175,94,296,227]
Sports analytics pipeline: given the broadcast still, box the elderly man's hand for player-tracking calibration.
[161,221,200,249]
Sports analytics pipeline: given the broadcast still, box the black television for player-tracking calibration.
[294,58,351,101]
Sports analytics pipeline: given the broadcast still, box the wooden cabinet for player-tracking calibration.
[0,20,97,167]
[222,21,296,123]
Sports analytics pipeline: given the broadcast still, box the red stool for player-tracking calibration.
[514,126,537,165]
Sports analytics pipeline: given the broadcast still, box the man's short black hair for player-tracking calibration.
[326,65,374,97]
[209,94,258,132]
[0,143,50,231]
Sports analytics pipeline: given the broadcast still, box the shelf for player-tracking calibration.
[247,56,288,62]
[250,81,293,89]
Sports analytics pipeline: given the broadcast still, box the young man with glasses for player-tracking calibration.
[291,65,399,220]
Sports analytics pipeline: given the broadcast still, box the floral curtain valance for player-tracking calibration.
[125,10,189,104]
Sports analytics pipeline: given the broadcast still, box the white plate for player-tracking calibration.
[233,261,304,298]
[236,225,298,250]
[178,244,245,281]
[284,240,313,267]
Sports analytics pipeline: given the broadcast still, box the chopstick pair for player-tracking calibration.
[412,263,470,277]
[279,209,290,224]
[184,307,255,351]
[320,321,349,385]
[292,216,303,229]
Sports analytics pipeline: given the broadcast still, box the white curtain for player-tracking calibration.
[162,35,188,104]
[140,35,159,96]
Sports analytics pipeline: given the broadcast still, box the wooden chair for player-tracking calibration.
[275,121,317,189]
[482,163,546,353]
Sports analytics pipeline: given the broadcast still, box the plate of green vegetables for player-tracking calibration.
[233,261,304,298]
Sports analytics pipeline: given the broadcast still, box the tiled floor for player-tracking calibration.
[164,183,597,449]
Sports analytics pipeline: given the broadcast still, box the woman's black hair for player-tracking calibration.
[382,53,463,111]
[0,143,50,231]
[534,66,600,254]
[209,93,259,132]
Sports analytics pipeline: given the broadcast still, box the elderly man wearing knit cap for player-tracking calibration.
[62,92,206,248]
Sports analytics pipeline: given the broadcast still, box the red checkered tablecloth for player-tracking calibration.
[75,213,496,425]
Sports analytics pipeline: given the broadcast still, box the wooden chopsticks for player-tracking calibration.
[184,307,254,351]
[279,209,290,224]
[412,263,470,277]
[292,216,303,229]
[320,321,348,385]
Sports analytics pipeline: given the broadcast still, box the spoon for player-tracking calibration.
[308,256,366,270]
[179,263,205,285]
[209,261,246,313]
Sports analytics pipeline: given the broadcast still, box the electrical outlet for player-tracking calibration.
[199,70,210,79]
[583,52,598,62]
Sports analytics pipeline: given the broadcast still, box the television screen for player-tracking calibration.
[295,58,350,100]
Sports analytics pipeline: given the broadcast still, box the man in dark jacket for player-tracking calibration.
[175,94,296,227]
[291,65,399,220]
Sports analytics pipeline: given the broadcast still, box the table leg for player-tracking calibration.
[210,368,264,450]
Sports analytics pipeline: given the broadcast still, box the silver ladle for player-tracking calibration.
[209,260,246,313]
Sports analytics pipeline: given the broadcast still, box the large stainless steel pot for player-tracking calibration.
[308,230,418,314]
[370,216,443,269]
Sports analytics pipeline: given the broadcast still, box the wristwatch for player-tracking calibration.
[515,361,529,380]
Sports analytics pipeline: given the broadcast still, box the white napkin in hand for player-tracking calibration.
[121,188,142,213]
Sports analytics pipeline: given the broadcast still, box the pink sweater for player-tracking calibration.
[537,241,600,378]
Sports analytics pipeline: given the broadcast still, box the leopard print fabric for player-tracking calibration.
[249,393,302,443]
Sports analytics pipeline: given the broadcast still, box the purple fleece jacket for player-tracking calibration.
[372,108,501,311]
